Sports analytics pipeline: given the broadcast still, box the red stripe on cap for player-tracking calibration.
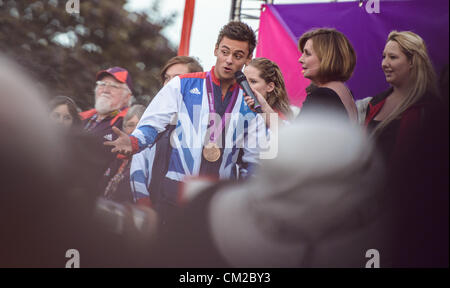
[113,71,128,83]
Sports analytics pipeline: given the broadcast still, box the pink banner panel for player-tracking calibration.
[256,5,309,107]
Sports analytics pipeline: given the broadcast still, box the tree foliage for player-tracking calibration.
[0,0,177,109]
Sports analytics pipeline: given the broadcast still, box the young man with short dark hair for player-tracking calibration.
[106,21,264,221]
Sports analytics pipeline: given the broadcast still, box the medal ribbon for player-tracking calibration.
[205,71,239,143]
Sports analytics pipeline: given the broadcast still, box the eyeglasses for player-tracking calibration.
[96,81,128,90]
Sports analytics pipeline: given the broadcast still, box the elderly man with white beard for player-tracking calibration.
[80,67,133,146]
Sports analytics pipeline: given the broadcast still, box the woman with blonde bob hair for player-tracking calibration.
[364,31,440,161]
[297,28,358,121]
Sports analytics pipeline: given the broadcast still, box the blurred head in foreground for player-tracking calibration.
[0,55,127,267]
[0,55,68,266]
[154,109,389,268]
[208,111,387,267]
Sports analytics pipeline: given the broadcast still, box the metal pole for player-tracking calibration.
[230,0,237,21]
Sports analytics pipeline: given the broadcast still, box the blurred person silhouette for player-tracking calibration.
[364,31,448,267]
[0,55,96,267]
[142,110,389,267]
[0,55,155,267]
[130,56,204,208]
[48,95,81,129]
[243,57,293,128]
[297,28,358,122]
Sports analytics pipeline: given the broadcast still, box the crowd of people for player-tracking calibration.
[0,20,448,267]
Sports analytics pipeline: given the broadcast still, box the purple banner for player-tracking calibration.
[257,0,449,102]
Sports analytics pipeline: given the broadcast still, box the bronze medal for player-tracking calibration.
[202,72,238,163]
[203,142,221,162]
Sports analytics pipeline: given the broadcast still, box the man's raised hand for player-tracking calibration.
[104,126,133,155]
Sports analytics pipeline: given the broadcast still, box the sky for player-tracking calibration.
[125,0,348,69]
